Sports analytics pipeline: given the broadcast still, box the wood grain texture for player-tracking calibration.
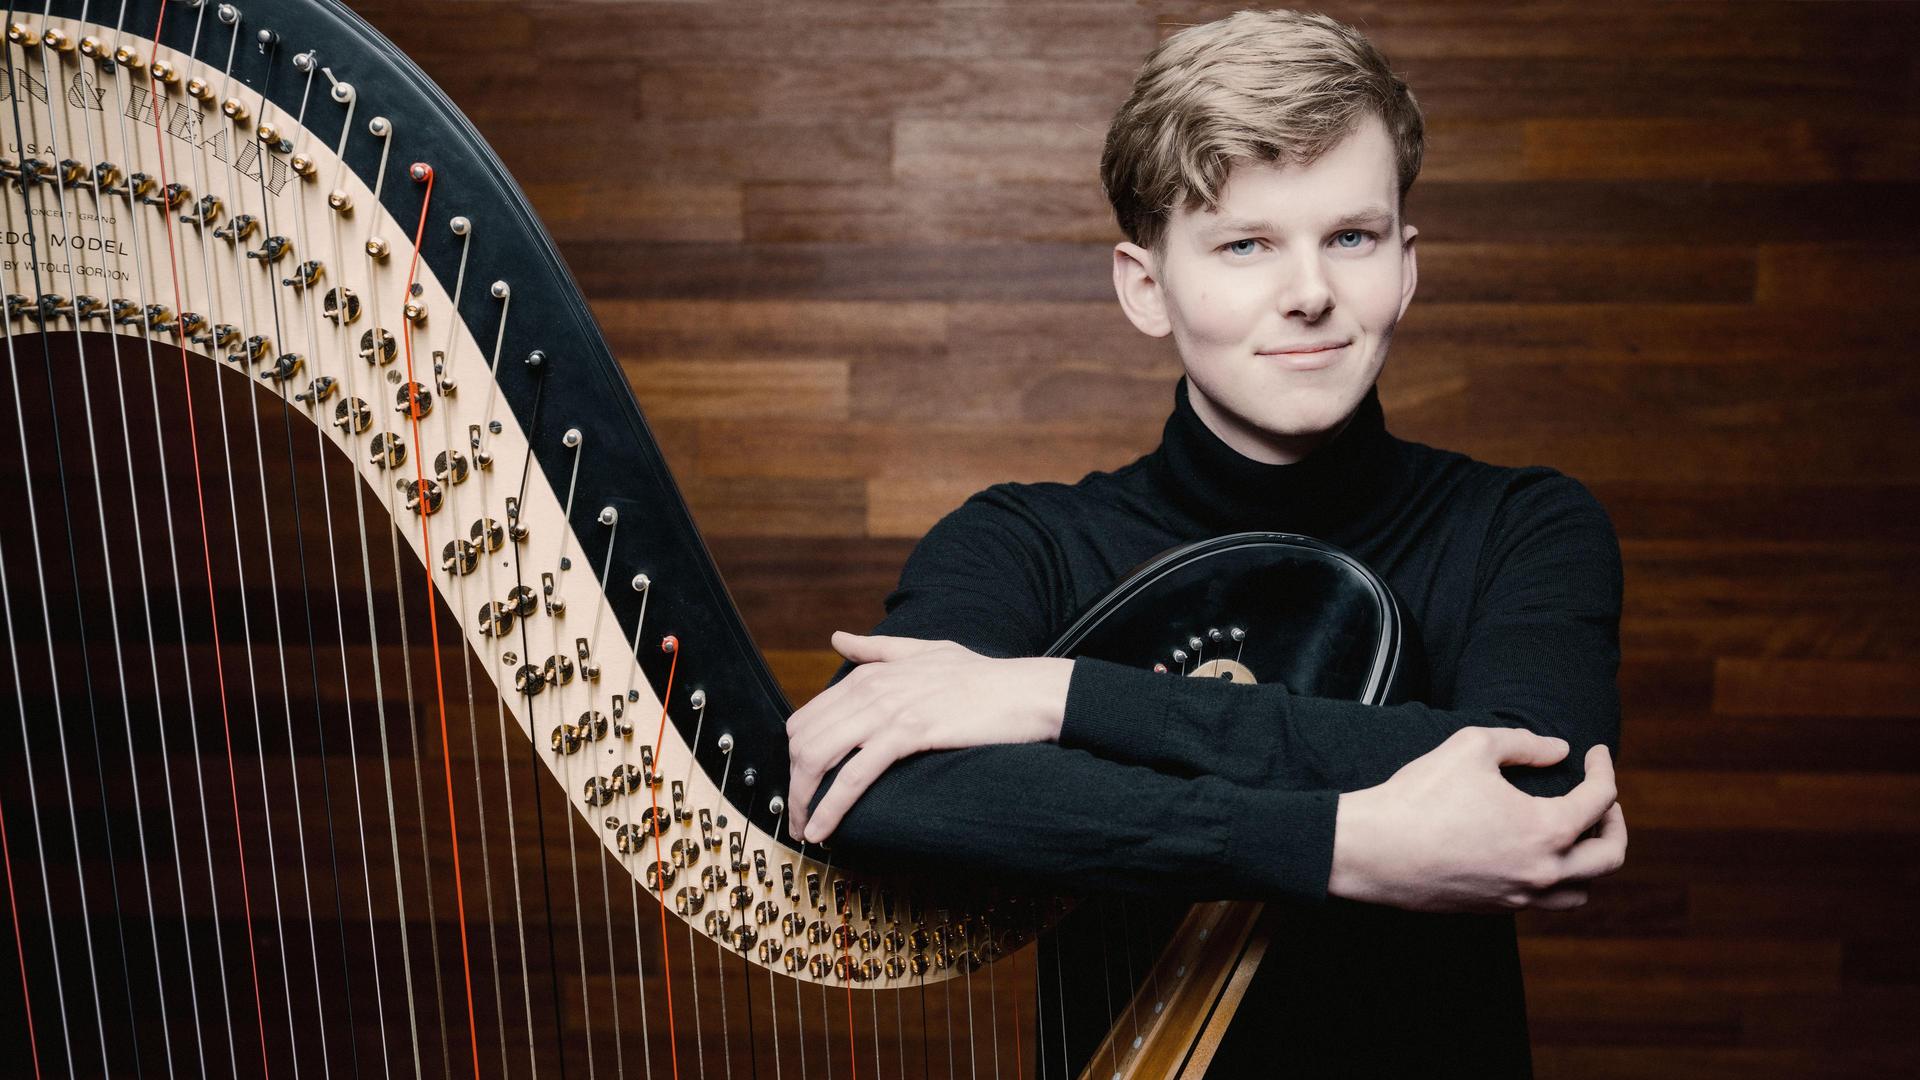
[350,1,1920,1075]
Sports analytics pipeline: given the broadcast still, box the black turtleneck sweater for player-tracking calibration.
[830,379,1622,1076]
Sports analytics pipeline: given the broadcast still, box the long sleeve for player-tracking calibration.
[827,487,1343,901]
[812,384,1580,1070]
[1056,473,1623,798]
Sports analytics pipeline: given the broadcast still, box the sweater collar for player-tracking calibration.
[1144,377,1399,537]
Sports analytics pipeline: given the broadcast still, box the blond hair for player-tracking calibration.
[1100,9,1425,251]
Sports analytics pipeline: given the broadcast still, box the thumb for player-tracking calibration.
[831,631,941,664]
[1472,727,1570,769]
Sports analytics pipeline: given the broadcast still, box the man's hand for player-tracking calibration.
[1328,727,1627,913]
[785,632,1072,844]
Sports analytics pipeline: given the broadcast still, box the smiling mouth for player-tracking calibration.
[1259,342,1349,355]
[1259,342,1348,369]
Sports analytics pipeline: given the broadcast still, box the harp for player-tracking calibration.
[0,2,1419,1077]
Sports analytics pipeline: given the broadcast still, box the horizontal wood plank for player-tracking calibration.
[1714,658,1920,719]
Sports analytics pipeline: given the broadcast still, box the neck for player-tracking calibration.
[1187,386,1357,466]
[1143,377,1398,538]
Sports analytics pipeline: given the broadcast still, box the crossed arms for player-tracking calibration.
[783,477,1628,913]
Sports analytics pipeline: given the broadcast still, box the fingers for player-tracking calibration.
[784,761,819,841]
[783,678,850,745]
[784,704,841,838]
[1556,802,1628,883]
[786,696,883,839]
[1553,744,1618,840]
[831,631,946,664]
[1465,726,1570,769]
[800,740,904,843]
[1526,804,1626,910]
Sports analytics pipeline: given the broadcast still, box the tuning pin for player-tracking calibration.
[294,376,337,406]
[283,260,323,289]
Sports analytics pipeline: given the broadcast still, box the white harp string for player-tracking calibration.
[2,11,117,1073]
[25,3,177,1072]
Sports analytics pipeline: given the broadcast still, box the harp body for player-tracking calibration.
[0,3,1417,1076]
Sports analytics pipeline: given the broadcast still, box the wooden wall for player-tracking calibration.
[356,2,1920,1075]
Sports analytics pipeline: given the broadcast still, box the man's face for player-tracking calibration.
[1112,114,1419,464]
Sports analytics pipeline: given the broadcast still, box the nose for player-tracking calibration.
[1275,250,1334,322]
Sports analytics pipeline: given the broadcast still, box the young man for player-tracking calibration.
[785,9,1626,1073]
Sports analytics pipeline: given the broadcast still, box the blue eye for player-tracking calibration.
[1334,229,1376,249]
[1224,238,1262,257]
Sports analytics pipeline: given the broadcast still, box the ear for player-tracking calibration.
[1396,223,1419,323]
[1113,241,1171,338]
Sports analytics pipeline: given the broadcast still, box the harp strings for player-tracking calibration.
[0,4,1070,1076]
[395,146,486,1077]
[502,318,576,1074]
[29,2,189,1076]
[433,169,518,1080]
[360,74,453,1078]
[588,496,629,1079]
[26,6,186,1075]
[312,43,407,1079]
[2,3,124,1075]
[93,0,222,1071]
[547,422,601,1077]
[279,34,370,1080]
[361,91,454,1078]
[426,191,513,1076]
[108,0,239,1071]
[193,12,314,1072]
[624,576,660,1078]
[648,634,686,1078]
[475,272,543,1078]
[151,0,286,1069]
[0,782,43,1077]
[232,22,353,1078]
[1118,898,1142,1069]
[715,708,738,1078]
[679,666,709,1080]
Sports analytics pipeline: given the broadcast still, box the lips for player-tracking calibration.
[1258,341,1349,370]
[1260,341,1348,354]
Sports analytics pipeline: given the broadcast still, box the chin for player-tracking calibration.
[1216,405,1334,449]
[1190,368,1369,452]
[1240,392,1356,440]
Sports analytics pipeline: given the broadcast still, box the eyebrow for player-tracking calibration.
[1198,205,1396,238]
